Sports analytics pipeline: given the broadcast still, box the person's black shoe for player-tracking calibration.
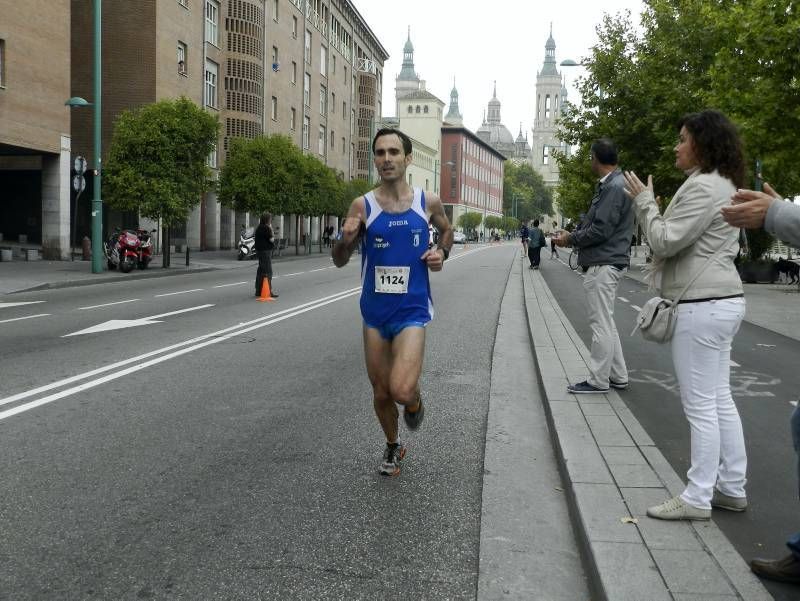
[379,441,407,476]
[403,396,425,431]
[270,293,279,298]
[750,553,800,584]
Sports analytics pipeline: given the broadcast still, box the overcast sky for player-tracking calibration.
[351,0,644,137]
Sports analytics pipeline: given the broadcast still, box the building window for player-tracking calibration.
[543,146,550,165]
[545,95,551,119]
[272,0,278,21]
[292,15,298,38]
[330,130,335,149]
[271,96,278,121]
[318,125,326,155]
[424,105,429,114]
[342,101,346,119]
[204,59,218,108]
[331,92,335,114]
[304,30,311,64]
[344,65,347,85]
[303,72,310,106]
[303,116,310,149]
[408,173,413,186]
[319,85,327,115]
[341,137,345,154]
[332,55,336,74]
[205,1,219,46]
[415,105,420,113]
[407,106,412,114]
[290,108,296,130]
[207,143,218,168]
[177,41,187,75]
[291,61,297,84]
[320,46,327,76]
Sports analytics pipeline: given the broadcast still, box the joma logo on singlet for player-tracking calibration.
[388,220,409,227]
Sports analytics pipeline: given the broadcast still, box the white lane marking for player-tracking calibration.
[78,299,140,310]
[631,305,642,311]
[309,267,331,273]
[0,314,50,324]
[154,288,204,297]
[63,304,214,337]
[0,289,361,421]
[1,288,361,409]
[0,301,46,309]
[730,360,740,367]
[213,282,247,288]
[618,297,629,303]
[279,272,303,277]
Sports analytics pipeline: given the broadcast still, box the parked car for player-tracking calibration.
[453,231,466,244]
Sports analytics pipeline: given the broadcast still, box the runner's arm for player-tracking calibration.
[422,193,453,272]
[332,196,366,268]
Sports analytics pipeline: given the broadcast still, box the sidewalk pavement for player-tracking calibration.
[523,258,771,600]
[0,246,327,296]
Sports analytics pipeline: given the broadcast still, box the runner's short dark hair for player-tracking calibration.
[590,138,618,166]
[372,128,413,155]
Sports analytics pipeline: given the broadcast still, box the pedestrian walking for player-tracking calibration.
[254,213,278,298]
[550,221,559,259]
[519,222,529,256]
[723,182,800,583]
[332,128,453,477]
[527,219,546,269]
[553,138,634,394]
[624,109,747,521]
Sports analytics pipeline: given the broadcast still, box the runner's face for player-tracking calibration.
[373,134,411,183]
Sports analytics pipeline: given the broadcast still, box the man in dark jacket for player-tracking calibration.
[254,213,278,298]
[527,219,546,269]
[554,138,633,393]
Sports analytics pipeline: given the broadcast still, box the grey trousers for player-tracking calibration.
[583,264,628,388]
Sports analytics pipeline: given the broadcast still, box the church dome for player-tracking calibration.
[476,121,515,147]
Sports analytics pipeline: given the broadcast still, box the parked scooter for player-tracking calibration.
[136,228,157,269]
[104,228,141,273]
[237,226,256,260]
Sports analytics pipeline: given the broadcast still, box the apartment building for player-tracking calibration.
[65,0,388,253]
[441,126,505,236]
[0,0,72,259]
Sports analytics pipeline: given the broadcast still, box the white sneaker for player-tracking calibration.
[647,495,710,521]
[711,490,748,512]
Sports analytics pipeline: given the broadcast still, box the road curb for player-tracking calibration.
[521,260,772,600]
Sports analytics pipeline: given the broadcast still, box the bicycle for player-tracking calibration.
[568,248,579,270]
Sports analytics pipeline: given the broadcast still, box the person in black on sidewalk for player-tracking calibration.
[527,219,546,269]
[254,212,278,298]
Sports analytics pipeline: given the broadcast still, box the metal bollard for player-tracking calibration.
[185,246,190,266]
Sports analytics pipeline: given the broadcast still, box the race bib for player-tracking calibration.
[374,266,410,294]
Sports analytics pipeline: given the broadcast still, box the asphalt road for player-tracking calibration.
[0,244,549,600]
[540,254,799,601]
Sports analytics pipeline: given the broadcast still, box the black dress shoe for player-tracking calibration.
[750,553,800,584]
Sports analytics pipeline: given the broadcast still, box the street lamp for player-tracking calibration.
[67,1,103,273]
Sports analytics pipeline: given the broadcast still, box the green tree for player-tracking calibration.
[484,215,503,231]
[218,134,307,217]
[104,96,219,262]
[457,212,483,236]
[503,162,553,222]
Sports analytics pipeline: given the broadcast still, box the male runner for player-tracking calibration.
[332,128,453,476]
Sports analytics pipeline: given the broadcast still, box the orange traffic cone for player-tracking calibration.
[258,278,274,302]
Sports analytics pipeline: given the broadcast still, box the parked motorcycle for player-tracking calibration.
[136,228,157,269]
[104,228,141,273]
[237,226,256,261]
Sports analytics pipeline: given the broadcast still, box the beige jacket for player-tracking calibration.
[633,168,742,301]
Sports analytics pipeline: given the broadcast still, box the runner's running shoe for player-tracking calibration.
[379,441,407,476]
[403,395,425,430]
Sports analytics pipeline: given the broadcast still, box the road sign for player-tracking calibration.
[73,156,88,174]
[72,174,86,193]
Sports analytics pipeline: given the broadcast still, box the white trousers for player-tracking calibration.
[583,265,628,388]
[671,298,747,509]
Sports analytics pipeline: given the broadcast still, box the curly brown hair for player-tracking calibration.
[678,110,745,188]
